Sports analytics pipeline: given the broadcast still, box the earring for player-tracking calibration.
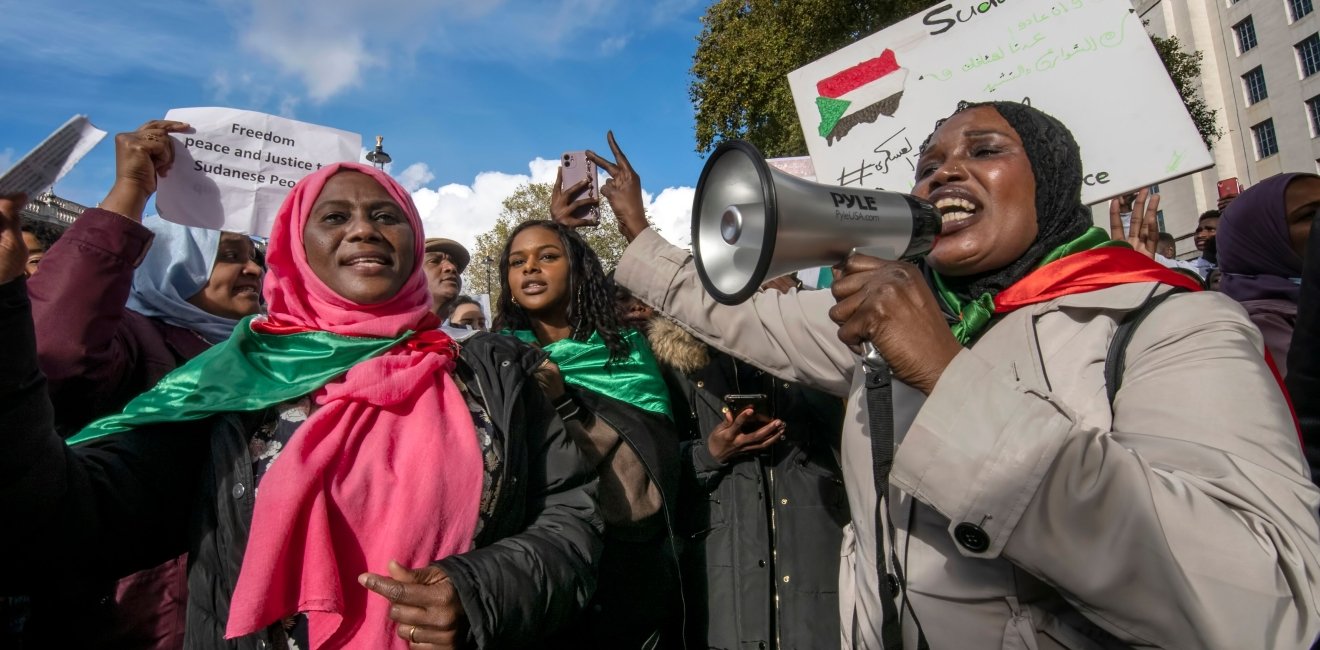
[512,295,519,306]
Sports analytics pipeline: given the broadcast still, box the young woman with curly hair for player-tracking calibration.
[495,218,682,649]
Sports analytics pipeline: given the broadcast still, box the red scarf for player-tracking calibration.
[993,247,1204,313]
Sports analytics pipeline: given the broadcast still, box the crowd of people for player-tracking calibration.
[1,99,1319,650]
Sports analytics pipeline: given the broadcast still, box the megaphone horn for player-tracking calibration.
[692,140,941,305]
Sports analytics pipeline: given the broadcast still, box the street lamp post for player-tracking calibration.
[483,256,494,296]
[365,135,392,170]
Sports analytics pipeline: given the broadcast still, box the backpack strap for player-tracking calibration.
[1105,286,1189,406]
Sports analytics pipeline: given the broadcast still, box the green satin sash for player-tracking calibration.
[511,328,672,419]
[67,315,408,445]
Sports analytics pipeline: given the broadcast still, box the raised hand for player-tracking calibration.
[586,131,648,242]
[549,166,601,229]
[101,119,191,222]
[1109,188,1161,259]
[0,193,30,284]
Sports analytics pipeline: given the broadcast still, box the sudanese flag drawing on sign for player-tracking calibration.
[814,49,908,146]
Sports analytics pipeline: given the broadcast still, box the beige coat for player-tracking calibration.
[615,228,1320,649]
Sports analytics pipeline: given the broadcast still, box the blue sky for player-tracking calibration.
[0,0,710,249]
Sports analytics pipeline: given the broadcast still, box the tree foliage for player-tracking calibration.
[690,0,935,157]
[690,2,1223,156]
[465,182,643,305]
[1150,33,1223,151]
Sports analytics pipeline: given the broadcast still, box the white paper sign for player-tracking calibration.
[0,115,106,198]
[156,107,361,236]
[787,0,1212,204]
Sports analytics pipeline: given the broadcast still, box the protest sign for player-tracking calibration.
[787,0,1212,204]
[0,115,106,198]
[156,107,361,236]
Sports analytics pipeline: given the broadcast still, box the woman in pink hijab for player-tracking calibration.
[0,163,602,649]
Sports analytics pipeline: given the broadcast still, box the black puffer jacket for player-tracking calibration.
[0,287,602,650]
[555,387,683,650]
[649,318,849,650]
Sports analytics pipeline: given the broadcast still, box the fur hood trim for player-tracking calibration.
[647,317,710,375]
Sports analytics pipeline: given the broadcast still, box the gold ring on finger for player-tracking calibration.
[409,625,418,643]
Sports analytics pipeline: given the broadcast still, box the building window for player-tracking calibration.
[1253,119,1279,158]
[1235,16,1259,53]
[1291,0,1315,21]
[1243,66,1268,104]
[1300,34,1320,76]
[1309,96,1320,135]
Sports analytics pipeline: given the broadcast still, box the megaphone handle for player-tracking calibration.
[862,342,885,369]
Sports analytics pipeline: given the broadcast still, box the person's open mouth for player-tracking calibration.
[933,193,981,235]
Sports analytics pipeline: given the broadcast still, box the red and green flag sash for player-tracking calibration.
[66,316,413,446]
[935,227,1204,345]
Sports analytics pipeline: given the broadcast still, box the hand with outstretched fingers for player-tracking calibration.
[360,560,469,649]
[1109,188,1161,259]
[586,131,648,243]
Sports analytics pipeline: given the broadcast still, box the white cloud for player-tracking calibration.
[645,186,696,248]
[407,157,692,257]
[397,162,437,191]
[231,0,450,102]
[277,95,301,119]
[600,35,629,55]
[222,1,674,102]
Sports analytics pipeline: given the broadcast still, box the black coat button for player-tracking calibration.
[885,573,900,596]
[954,522,990,552]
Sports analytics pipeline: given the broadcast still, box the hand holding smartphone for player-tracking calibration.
[560,151,600,225]
[728,393,770,420]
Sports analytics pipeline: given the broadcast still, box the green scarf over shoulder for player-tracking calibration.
[511,328,672,419]
[66,315,409,445]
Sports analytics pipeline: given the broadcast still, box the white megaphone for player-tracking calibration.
[692,140,941,305]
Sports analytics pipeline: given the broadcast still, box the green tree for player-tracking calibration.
[1150,32,1223,150]
[465,182,645,305]
[690,0,934,157]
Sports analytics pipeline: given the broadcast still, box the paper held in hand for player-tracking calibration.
[156,107,361,237]
[786,0,1213,204]
[0,115,106,198]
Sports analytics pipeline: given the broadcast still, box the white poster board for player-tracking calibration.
[0,115,106,198]
[156,107,360,236]
[787,0,1212,204]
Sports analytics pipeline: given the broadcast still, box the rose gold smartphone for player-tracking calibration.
[561,151,600,224]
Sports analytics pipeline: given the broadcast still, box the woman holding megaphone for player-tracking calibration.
[580,103,1320,648]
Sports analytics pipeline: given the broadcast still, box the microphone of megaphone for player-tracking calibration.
[692,140,941,305]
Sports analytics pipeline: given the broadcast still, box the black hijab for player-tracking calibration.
[923,101,1094,298]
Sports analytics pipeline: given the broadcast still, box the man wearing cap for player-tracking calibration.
[422,238,469,320]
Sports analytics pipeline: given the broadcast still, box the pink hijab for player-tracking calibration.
[224,162,483,648]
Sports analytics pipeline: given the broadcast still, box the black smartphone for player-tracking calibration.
[723,393,769,416]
